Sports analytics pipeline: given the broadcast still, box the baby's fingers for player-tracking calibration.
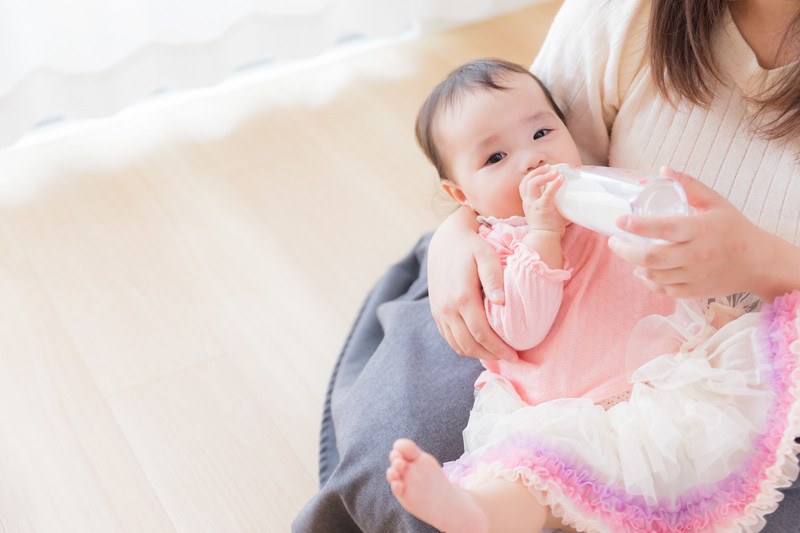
[523,164,554,181]
[521,166,558,199]
[540,174,564,204]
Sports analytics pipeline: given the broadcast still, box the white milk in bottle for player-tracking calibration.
[552,164,689,241]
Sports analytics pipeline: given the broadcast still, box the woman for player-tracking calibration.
[293,0,800,531]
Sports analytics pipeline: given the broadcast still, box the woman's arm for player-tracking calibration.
[427,206,518,362]
[608,168,800,301]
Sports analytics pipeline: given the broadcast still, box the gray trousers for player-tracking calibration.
[292,233,800,532]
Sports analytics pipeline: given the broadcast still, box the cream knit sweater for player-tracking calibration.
[532,0,800,246]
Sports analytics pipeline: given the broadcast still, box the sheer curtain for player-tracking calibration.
[0,0,538,149]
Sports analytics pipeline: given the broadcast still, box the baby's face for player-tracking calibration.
[439,73,582,218]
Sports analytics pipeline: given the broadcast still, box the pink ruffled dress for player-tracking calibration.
[443,217,800,532]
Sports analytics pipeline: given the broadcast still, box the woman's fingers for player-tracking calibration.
[475,240,505,304]
[661,166,718,211]
[615,214,697,244]
[607,236,687,270]
[635,265,686,285]
[606,167,796,301]
[456,303,518,362]
[435,319,459,355]
[614,167,727,243]
[435,297,517,361]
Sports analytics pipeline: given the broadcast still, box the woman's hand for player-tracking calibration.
[427,206,518,362]
[608,168,800,301]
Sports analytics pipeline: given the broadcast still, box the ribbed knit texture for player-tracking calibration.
[532,0,800,246]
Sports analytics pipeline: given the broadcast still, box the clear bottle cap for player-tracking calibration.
[552,164,689,242]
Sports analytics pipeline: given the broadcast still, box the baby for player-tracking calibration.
[386,58,800,533]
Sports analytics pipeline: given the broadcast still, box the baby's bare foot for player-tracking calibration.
[386,438,488,533]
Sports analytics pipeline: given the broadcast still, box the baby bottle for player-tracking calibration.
[551,164,689,241]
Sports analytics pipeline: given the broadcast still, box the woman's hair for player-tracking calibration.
[648,0,800,142]
[415,58,565,182]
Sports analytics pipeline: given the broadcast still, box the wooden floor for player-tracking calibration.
[0,2,561,531]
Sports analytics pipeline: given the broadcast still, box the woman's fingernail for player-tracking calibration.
[660,166,677,179]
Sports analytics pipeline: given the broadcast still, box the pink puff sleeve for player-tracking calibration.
[480,219,572,351]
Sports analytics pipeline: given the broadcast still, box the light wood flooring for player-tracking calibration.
[0,2,561,531]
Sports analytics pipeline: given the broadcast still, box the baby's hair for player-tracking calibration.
[415,58,565,182]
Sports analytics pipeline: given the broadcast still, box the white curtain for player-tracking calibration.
[0,0,536,149]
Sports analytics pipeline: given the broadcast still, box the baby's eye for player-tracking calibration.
[486,152,506,165]
[533,129,551,140]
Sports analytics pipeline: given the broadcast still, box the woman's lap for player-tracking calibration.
[292,234,800,532]
[292,233,484,532]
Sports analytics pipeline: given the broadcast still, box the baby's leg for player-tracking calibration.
[386,438,563,533]
[387,438,488,532]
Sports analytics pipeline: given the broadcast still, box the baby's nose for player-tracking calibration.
[521,156,546,174]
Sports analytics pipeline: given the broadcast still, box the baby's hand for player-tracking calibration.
[520,165,566,236]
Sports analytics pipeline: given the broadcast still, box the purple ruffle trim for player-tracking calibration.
[445,291,800,532]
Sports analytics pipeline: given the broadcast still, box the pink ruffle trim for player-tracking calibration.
[445,291,800,532]
[508,241,572,281]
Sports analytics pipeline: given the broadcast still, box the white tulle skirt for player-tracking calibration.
[443,292,800,533]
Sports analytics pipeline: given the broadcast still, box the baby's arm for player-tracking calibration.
[484,168,569,351]
[520,166,565,268]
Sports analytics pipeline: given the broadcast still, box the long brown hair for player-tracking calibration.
[648,0,800,142]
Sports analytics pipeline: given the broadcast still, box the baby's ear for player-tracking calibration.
[440,180,471,208]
